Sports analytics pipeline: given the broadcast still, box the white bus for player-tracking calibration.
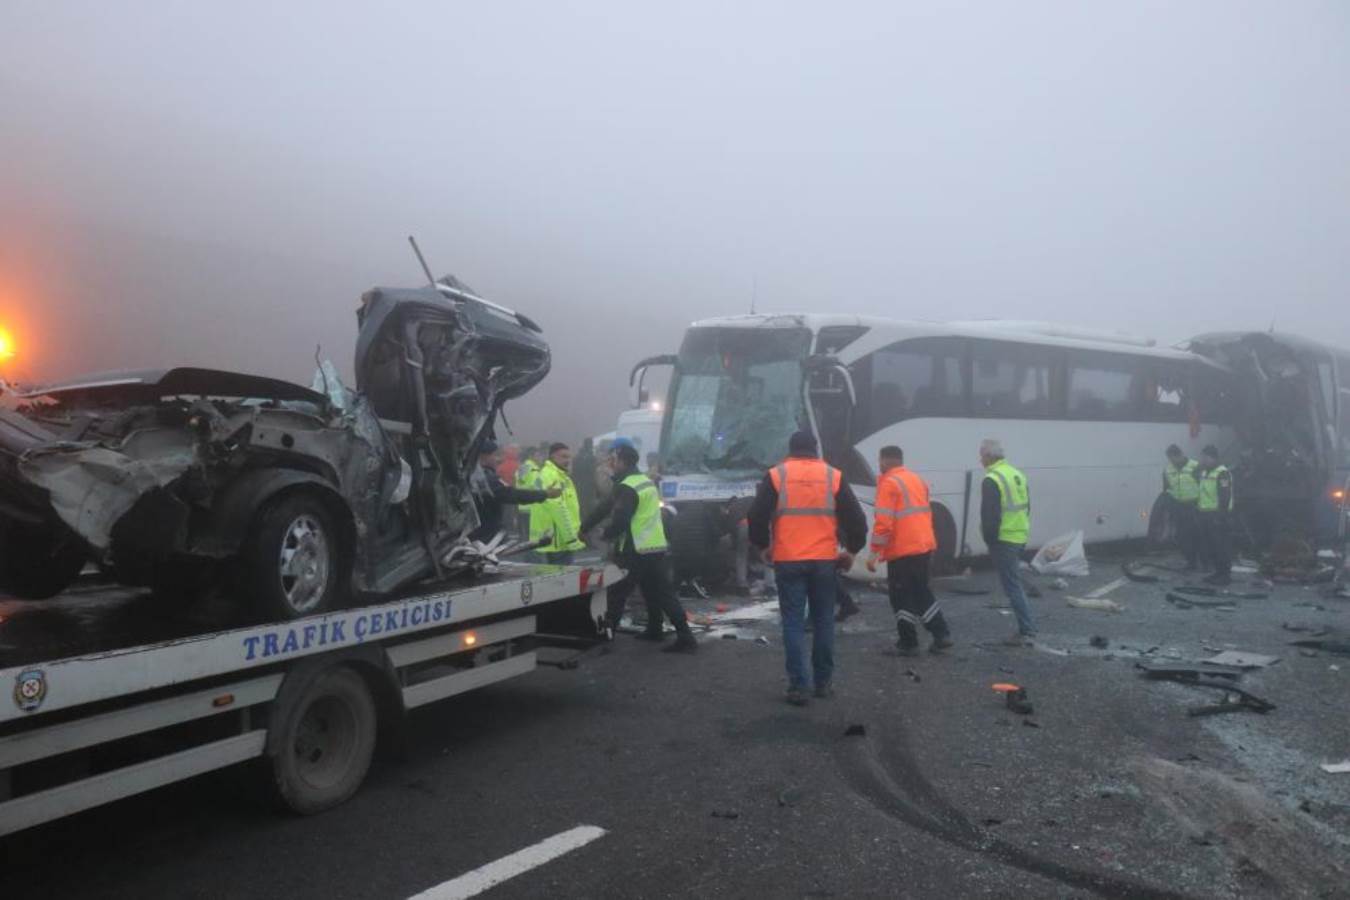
[634,314,1237,581]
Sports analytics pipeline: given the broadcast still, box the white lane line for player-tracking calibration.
[408,825,607,900]
[1085,576,1128,599]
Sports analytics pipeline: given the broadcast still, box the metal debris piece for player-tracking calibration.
[1202,651,1280,669]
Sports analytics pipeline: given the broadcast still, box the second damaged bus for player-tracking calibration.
[634,314,1349,581]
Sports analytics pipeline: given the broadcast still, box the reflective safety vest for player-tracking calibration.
[532,461,587,553]
[768,458,842,562]
[870,466,936,561]
[984,459,1030,545]
[1197,464,1234,513]
[620,473,668,554]
[1165,459,1200,504]
[516,459,540,489]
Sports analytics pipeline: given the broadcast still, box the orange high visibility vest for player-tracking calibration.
[768,458,842,562]
[870,465,936,561]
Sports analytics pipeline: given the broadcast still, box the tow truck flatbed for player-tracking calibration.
[0,563,609,835]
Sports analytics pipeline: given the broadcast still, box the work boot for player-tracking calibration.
[662,632,698,654]
[785,687,809,707]
[929,636,955,654]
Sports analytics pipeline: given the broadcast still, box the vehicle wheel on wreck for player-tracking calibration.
[0,521,87,599]
[240,491,350,621]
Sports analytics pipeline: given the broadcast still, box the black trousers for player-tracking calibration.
[1171,499,1200,567]
[607,553,691,634]
[1197,512,1231,577]
[886,552,950,647]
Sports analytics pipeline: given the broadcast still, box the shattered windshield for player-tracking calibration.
[662,326,811,475]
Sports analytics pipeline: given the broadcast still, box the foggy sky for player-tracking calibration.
[2,2,1347,446]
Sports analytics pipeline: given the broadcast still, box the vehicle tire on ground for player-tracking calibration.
[931,503,959,575]
[0,521,87,599]
[267,666,377,815]
[241,490,349,622]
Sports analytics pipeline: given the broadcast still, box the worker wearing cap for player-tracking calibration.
[532,443,587,565]
[747,431,867,706]
[980,438,1035,646]
[1195,444,1234,585]
[866,445,954,656]
[1163,444,1201,571]
[470,439,559,544]
[580,439,697,653]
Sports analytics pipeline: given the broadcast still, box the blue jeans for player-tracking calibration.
[775,560,837,691]
[991,541,1035,636]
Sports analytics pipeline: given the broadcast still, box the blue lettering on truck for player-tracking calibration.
[240,597,453,659]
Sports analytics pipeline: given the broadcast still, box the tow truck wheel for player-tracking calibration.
[242,491,348,621]
[268,666,377,815]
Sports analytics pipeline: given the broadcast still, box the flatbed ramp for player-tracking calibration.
[0,564,608,835]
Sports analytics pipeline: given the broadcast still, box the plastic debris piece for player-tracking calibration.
[1320,761,1350,774]
[991,683,1020,693]
[1030,530,1089,577]
[1202,651,1280,669]
[1067,596,1124,613]
[1022,718,1040,728]
[1090,635,1109,649]
[711,810,740,819]
[844,724,866,737]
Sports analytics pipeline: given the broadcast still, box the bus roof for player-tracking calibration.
[684,313,1216,364]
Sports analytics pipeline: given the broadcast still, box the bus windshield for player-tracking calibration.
[662,326,812,475]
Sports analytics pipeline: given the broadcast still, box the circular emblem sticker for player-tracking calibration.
[520,580,534,606]
[15,669,47,712]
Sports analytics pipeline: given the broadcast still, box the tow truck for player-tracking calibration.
[0,562,609,836]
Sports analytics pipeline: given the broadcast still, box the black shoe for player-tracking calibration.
[813,683,834,699]
[785,688,809,706]
[634,629,666,642]
[929,637,955,654]
[835,596,861,623]
[662,633,698,654]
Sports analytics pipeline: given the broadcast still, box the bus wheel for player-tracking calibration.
[268,666,377,815]
[1147,494,1172,547]
[932,504,959,575]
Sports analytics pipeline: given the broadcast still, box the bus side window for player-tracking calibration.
[971,340,1053,418]
[864,338,967,433]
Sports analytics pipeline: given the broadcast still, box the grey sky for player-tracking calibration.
[2,1,1347,444]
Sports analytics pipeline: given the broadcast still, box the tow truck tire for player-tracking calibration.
[241,491,348,622]
[269,666,377,815]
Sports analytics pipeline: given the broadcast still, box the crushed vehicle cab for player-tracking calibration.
[1188,332,1350,546]
[0,276,550,620]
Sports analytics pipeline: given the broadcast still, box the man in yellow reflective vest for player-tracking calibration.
[1163,444,1201,570]
[531,443,588,565]
[1195,444,1234,586]
[980,438,1035,646]
[580,439,697,653]
[515,445,546,537]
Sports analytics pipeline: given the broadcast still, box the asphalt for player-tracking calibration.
[3,550,1349,899]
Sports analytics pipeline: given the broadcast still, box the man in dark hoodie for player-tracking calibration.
[580,439,697,654]
[470,440,558,544]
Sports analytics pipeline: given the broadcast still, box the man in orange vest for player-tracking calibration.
[865,446,954,656]
[748,431,867,706]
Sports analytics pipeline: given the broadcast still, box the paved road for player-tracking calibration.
[4,553,1349,898]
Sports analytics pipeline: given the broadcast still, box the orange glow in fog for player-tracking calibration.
[0,328,14,360]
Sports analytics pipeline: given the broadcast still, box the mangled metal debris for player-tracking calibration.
[0,276,551,620]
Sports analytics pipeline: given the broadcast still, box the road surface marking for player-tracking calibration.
[407,825,607,900]
[1085,577,1128,599]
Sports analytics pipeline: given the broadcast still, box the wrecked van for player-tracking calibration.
[0,277,550,619]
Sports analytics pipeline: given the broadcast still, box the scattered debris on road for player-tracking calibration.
[1289,638,1350,657]
[1320,761,1350,775]
[844,724,866,738]
[1067,596,1124,613]
[1201,650,1280,669]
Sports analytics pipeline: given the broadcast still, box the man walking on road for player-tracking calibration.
[1163,444,1201,570]
[980,438,1036,646]
[532,443,587,565]
[580,440,698,653]
[1195,444,1234,586]
[865,446,954,656]
[748,431,867,706]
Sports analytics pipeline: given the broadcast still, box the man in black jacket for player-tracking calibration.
[470,440,558,544]
[580,439,697,653]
